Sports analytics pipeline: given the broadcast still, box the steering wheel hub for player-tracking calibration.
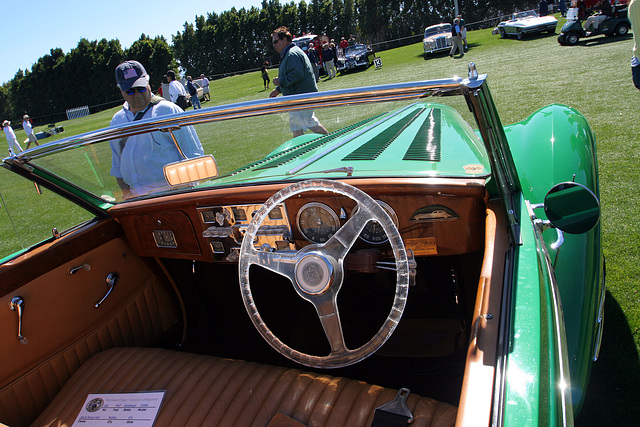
[295,254,333,295]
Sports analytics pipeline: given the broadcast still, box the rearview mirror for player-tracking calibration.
[163,155,218,186]
[544,182,600,234]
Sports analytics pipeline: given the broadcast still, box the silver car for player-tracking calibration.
[493,10,558,39]
[423,23,453,56]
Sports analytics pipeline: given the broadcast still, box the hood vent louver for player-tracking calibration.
[240,114,383,173]
[342,108,426,161]
[403,108,441,162]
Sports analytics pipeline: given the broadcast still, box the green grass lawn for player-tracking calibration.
[1,18,639,425]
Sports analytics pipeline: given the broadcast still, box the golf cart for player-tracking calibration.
[558,0,630,44]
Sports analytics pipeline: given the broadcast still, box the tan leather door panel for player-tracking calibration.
[0,219,179,427]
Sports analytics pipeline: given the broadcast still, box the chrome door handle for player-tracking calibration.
[95,272,119,308]
[9,296,28,344]
[68,263,91,275]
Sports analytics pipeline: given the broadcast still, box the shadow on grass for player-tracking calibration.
[500,31,559,41]
[570,34,632,47]
[419,42,483,60]
[576,290,640,426]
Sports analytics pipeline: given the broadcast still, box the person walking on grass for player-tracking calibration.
[269,26,328,138]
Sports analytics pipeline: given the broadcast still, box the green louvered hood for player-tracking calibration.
[212,102,490,186]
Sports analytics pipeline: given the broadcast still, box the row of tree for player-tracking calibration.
[0,0,532,125]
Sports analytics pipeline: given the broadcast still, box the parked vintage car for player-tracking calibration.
[0,64,603,427]
[423,23,454,56]
[493,10,559,39]
[292,34,320,52]
[336,43,375,72]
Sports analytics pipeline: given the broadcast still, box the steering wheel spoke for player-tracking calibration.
[245,248,298,282]
[323,205,373,259]
[314,298,348,354]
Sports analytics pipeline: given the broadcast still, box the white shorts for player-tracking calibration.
[289,110,320,132]
[203,87,210,94]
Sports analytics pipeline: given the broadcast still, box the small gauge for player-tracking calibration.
[296,202,340,243]
[358,200,398,245]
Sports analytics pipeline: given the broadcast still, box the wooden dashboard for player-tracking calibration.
[109,178,488,262]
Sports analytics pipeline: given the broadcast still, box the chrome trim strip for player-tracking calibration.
[526,200,574,426]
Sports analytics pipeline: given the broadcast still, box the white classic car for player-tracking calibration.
[423,23,453,56]
[493,10,558,39]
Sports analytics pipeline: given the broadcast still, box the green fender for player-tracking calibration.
[504,104,603,414]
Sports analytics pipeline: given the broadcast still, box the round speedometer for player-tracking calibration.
[358,200,398,245]
[296,202,340,243]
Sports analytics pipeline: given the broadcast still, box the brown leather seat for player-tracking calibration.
[31,347,457,427]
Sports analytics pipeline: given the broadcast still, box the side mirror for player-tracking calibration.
[544,182,600,234]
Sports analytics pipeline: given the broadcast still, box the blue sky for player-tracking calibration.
[0,0,267,85]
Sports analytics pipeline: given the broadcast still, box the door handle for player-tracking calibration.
[9,296,28,344]
[95,272,119,308]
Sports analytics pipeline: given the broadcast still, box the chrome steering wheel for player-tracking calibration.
[238,179,410,368]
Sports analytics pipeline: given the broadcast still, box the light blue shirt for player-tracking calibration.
[110,99,204,196]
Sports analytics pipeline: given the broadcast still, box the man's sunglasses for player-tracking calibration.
[125,87,148,95]
[272,39,281,45]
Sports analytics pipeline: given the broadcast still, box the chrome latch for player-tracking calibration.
[95,272,119,308]
[9,296,28,344]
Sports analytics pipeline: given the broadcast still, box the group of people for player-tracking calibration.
[165,71,210,110]
[3,115,40,156]
[449,15,468,58]
[305,41,339,80]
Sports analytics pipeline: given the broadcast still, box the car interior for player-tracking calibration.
[0,175,509,426]
[0,81,511,427]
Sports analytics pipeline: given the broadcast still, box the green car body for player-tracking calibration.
[0,68,602,426]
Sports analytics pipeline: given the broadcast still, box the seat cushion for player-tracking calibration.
[31,347,457,427]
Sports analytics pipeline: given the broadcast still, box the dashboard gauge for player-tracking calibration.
[296,202,340,243]
[358,200,398,245]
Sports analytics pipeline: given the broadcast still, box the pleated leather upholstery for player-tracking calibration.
[0,277,177,427]
[32,347,457,427]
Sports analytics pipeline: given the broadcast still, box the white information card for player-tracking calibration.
[72,391,165,426]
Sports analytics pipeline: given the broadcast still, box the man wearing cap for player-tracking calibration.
[166,70,189,110]
[269,26,328,138]
[2,120,23,156]
[110,60,204,199]
[22,115,39,149]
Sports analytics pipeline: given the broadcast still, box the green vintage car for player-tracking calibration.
[0,65,603,426]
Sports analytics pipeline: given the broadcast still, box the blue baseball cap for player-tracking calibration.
[115,60,149,91]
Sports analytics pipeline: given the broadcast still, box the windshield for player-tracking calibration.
[12,80,490,206]
[513,10,538,19]
[425,25,451,37]
[344,45,368,55]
